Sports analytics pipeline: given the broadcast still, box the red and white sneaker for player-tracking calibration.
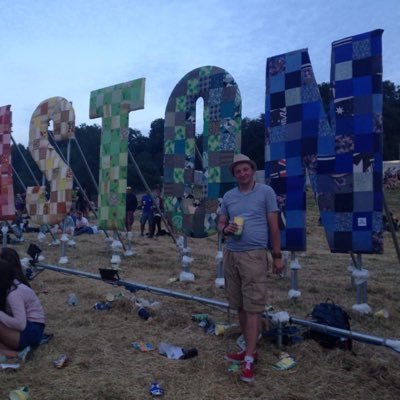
[224,349,258,364]
[240,360,255,383]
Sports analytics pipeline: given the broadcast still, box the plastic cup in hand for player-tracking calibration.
[233,216,244,240]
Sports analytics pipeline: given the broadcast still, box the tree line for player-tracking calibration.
[11,81,400,196]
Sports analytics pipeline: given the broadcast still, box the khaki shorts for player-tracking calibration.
[224,249,268,313]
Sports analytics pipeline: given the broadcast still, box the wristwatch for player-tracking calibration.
[272,251,282,259]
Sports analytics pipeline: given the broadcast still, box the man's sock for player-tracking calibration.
[244,355,254,363]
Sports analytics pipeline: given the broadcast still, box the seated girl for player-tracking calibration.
[0,248,45,359]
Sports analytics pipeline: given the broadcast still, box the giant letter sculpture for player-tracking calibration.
[163,66,241,238]
[27,97,75,225]
[0,105,15,221]
[265,29,383,253]
[89,78,145,231]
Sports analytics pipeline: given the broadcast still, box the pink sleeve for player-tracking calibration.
[0,290,27,331]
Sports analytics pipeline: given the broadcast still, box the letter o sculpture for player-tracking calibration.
[163,66,242,238]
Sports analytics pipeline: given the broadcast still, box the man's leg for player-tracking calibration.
[237,308,260,355]
[125,213,129,232]
[238,307,246,338]
[140,214,146,236]
[157,217,162,234]
[126,211,133,232]
[224,253,250,364]
[244,311,261,357]
[238,250,267,383]
[148,214,155,238]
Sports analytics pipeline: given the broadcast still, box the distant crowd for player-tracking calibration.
[383,167,400,190]
[10,186,169,239]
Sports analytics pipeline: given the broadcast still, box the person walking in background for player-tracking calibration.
[125,186,138,232]
[15,193,26,218]
[217,153,283,383]
[0,250,45,359]
[140,190,154,238]
[75,187,89,218]
[152,187,164,237]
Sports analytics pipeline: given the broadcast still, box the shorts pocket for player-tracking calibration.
[243,281,267,312]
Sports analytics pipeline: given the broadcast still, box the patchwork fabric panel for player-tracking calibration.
[27,97,75,225]
[90,78,145,230]
[164,66,241,238]
[0,105,16,221]
[265,30,383,254]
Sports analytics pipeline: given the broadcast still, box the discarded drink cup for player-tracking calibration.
[374,308,389,318]
[105,293,115,302]
[9,386,30,400]
[106,292,124,302]
[215,324,226,336]
[67,293,78,306]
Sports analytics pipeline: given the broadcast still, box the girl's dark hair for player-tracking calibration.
[0,247,31,287]
[0,259,18,311]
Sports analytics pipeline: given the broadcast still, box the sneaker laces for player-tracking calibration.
[243,360,253,370]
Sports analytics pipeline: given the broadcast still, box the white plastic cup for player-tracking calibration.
[67,293,78,306]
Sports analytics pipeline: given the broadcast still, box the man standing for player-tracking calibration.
[140,190,154,238]
[217,153,284,383]
[75,187,89,217]
[151,187,164,237]
[125,187,138,232]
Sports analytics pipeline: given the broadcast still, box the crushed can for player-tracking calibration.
[93,302,111,310]
[53,354,69,369]
[191,313,208,322]
[149,382,164,397]
[180,348,198,359]
[138,307,151,320]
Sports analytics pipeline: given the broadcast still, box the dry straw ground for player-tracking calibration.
[1,191,400,400]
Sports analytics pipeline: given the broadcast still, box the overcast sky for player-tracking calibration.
[1,0,399,146]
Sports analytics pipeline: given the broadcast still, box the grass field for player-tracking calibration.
[1,190,399,400]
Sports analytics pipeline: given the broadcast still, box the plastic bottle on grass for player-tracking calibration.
[67,293,78,306]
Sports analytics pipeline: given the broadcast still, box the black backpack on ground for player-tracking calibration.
[308,300,352,350]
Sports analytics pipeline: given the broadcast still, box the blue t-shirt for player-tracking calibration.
[141,194,153,213]
[219,183,278,251]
